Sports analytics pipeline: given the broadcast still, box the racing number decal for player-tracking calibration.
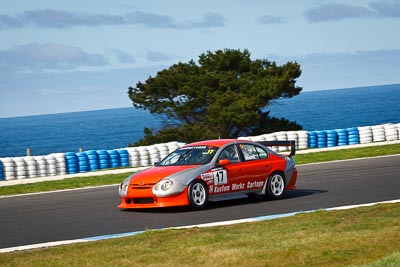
[213,169,227,185]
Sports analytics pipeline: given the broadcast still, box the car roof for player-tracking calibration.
[185,139,247,148]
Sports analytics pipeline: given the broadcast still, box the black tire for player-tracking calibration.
[188,180,208,209]
[266,172,286,200]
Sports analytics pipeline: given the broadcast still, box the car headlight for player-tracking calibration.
[153,179,181,197]
[118,177,131,197]
[161,180,173,191]
[154,179,173,192]
[153,179,187,197]
[120,183,128,191]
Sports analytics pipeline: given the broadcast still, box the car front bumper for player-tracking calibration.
[118,187,190,209]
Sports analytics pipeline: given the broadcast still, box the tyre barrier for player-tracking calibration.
[118,149,129,167]
[65,152,78,174]
[2,158,15,180]
[86,150,99,171]
[347,127,360,145]
[0,153,67,180]
[107,150,119,168]
[45,155,57,176]
[76,152,89,173]
[54,153,67,176]
[126,147,140,167]
[358,126,372,144]
[137,146,150,166]
[35,156,47,177]
[316,131,327,148]
[238,123,399,153]
[25,156,37,179]
[326,130,338,147]
[372,125,385,142]
[336,129,348,146]
[308,131,317,148]
[155,144,169,160]
[297,131,309,150]
[0,124,399,181]
[384,124,399,141]
[97,150,110,170]
[148,145,160,165]
[0,160,3,181]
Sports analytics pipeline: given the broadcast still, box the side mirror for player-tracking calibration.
[218,159,230,166]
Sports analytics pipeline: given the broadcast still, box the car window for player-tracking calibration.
[240,144,268,160]
[158,146,218,166]
[217,145,239,163]
[255,146,268,159]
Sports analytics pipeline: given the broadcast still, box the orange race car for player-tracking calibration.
[118,139,297,210]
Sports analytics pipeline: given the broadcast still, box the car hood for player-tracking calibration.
[129,164,211,185]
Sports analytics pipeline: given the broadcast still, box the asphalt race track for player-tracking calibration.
[0,155,399,249]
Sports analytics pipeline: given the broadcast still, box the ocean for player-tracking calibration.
[0,84,399,158]
[268,84,400,131]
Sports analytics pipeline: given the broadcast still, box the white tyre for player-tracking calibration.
[2,162,15,168]
[1,158,14,163]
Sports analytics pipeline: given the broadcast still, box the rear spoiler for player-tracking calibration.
[258,140,296,157]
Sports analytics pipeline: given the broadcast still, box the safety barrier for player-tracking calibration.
[239,123,400,151]
[0,160,3,181]
[0,123,399,181]
[0,154,67,180]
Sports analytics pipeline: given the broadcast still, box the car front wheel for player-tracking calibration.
[188,180,208,209]
[266,172,286,200]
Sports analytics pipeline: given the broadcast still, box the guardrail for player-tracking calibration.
[0,123,399,181]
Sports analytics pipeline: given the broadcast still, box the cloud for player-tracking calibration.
[110,49,135,63]
[19,9,126,28]
[124,11,179,28]
[0,9,227,30]
[0,14,22,29]
[0,43,108,72]
[304,1,400,22]
[304,3,373,22]
[146,50,172,62]
[257,15,289,24]
[188,12,227,28]
[369,1,400,17]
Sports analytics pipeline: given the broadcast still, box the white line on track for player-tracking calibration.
[1,199,399,254]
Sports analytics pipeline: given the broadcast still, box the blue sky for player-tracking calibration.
[0,0,399,118]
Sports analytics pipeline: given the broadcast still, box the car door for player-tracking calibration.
[238,143,274,190]
[210,144,247,194]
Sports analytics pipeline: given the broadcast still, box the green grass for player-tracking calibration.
[0,203,399,267]
[1,143,399,197]
[353,252,400,267]
[294,143,400,165]
[0,173,128,196]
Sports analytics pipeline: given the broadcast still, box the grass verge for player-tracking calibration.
[1,143,399,196]
[0,173,127,196]
[293,143,400,165]
[354,252,400,267]
[0,203,399,266]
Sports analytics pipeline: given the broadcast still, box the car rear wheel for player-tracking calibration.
[266,172,286,200]
[188,180,208,209]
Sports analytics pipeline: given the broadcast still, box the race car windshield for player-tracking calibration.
[157,146,218,166]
